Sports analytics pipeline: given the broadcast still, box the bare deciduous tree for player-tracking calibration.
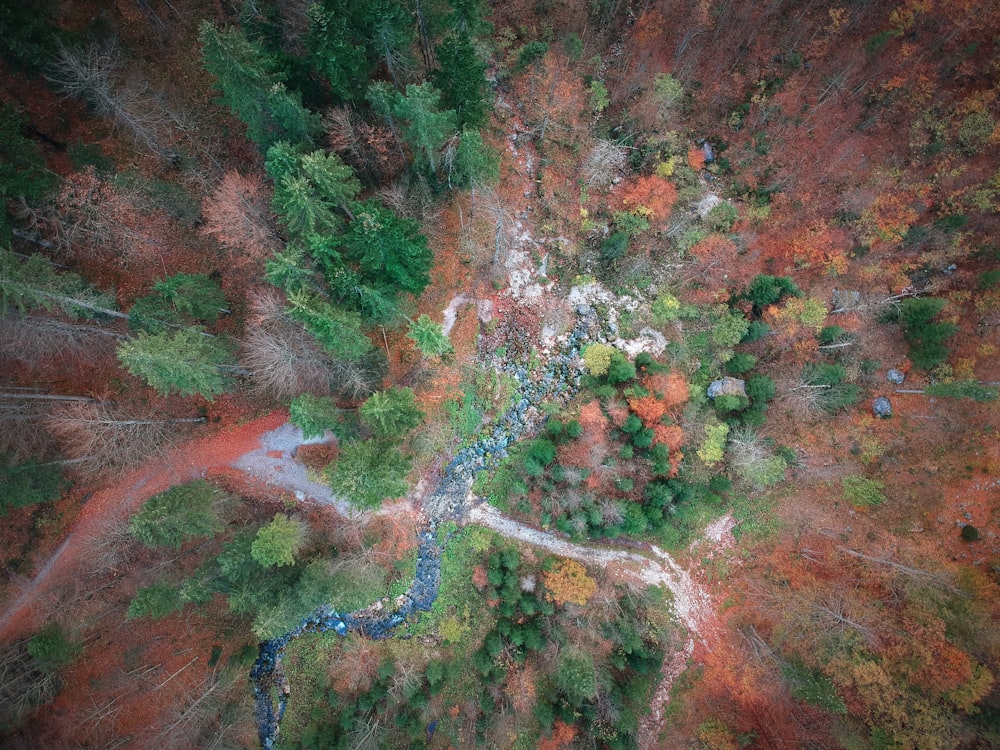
[45,400,203,477]
[0,313,121,367]
[47,42,175,159]
[582,139,627,187]
[0,640,60,728]
[240,290,336,399]
[201,171,280,265]
[240,290,385,400]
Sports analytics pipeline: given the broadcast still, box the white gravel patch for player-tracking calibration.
[231,422,356,516]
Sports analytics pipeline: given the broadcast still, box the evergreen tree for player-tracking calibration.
[359,386,424,439]
[0,106,56,239]
[445,127,499,189]
[0,456,64,516]
[128,480,224,549]
[328,199,433,299]
[1,248,123,321]
[129,273,227,333]
[407,314,453,358]
[307,3,372,101]
[251,514,307,567]
[290,393,357,439]
[392,83,457,178]
[117,328,234,399]
[285,289,373,360]
[266,142,360,240]
[325,438,410,508]
[127,582,183,620]
[433,34,491,128]
[199,22,320,151]
[898,297,956,370]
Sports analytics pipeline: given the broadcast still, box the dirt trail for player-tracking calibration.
[466,502,729,749]
[0,410,290,643]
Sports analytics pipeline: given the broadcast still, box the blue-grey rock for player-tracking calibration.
[707,377,746,399]
[886,368,905,385]
[872,396,893,418]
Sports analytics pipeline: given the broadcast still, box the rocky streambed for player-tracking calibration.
[250,314,596,748]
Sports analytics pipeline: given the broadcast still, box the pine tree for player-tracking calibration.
[285,289,373,360]
[251,514,308,567]
[129,273,227,333]
[433,34,491,128]
[199,22,319,151]
[117,328,235,399]
[0,248,123,321]
[128,480,224,549]
[444,127,499,188]
[307,3,371,101]
[290,393,357,439]
[324,438,410,508]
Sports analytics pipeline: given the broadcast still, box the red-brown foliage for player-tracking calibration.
[618,174,678,222]
[653,423,685,452]
[538,719,577,750]
[201,171,278,266]
[646,371,690,410]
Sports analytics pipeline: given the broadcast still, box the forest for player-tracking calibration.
[1,0,999,748]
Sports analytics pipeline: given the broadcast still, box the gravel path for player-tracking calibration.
[230,422,355,516]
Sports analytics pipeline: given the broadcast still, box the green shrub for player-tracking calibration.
[841,476,886,508]
[583,343,614,376]
[746,374,776,402]
[128,582,183,620]
[28,624,78,672]
[606,352,637,384]
[898,297,956,370]
[961,524,980,541]
[737,274,802,315]
[741,320,770,343]
[725,352,757,375]
[0,457,64,516]
[977,269,1000,290]
[600,231,630,263]
[704,201,738,232]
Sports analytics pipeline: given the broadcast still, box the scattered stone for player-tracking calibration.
[872,396,893,418]
[886,368,905,384]
[696,192,722,217]
[708,377,747,399]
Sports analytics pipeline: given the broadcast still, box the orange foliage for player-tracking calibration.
[578,400,608,434]
[688,144,706,171]
[542,559,597,605]
[646,371,690,410]
[627,394,666,427]
[653,423,685,451]
[618,174,678,221]
[505,664,539,713]
[538,720,577,750]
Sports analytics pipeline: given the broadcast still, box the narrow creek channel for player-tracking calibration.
[250,314,594,748]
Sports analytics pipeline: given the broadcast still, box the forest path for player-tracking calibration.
[0,411,347,643]
[466,502,728,749]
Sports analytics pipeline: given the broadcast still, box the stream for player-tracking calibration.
[250,314,595,748]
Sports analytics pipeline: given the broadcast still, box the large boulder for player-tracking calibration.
[886,368,905,385]
[708,377,747,399]
[872,396,893,418]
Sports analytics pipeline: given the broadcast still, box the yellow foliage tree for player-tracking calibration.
[542,559,597,606]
